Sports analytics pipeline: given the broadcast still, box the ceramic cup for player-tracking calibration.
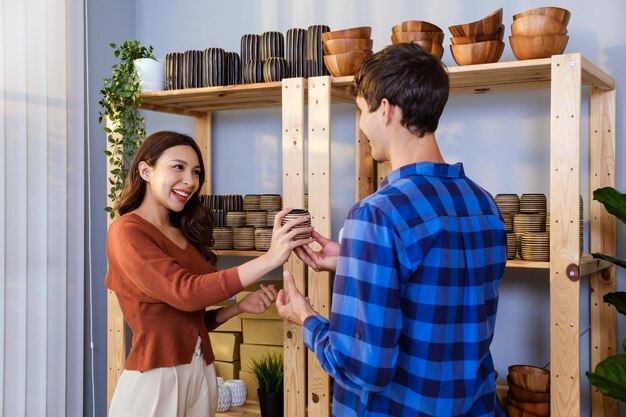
[281,209,311,240]
[225,379,247,407]
[216,383,232,412]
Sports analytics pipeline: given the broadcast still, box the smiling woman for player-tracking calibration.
[104,131,313,417]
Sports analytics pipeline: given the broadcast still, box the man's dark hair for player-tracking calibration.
[353,43,450,137]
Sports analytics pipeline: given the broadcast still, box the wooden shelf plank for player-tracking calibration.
[216,400,261,416]
[506,259,549,269]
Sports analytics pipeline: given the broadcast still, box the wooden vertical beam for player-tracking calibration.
[282,77,306,417]
[589,86,617,417]
[196,112,212,195]
[105,118,126,410]
[377,161,392,188]
[307,76,332,417]
[355,111,376,200]
[549,54,582,417]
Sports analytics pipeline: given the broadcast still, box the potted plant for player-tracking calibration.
[99,40,154,218]
[585,186,626,404]
[249,353,284,417]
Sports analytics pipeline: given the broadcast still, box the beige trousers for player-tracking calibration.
[109,337,218,417]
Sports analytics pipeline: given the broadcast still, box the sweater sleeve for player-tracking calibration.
[106,218,243,311]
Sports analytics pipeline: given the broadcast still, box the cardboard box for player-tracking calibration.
[209,331,242,362]
[236,291,281,320]
[239,343,283,372]
[207,300,242,332]
[213,360,240,380]
[239,370,259,401]
[242,318,283,346]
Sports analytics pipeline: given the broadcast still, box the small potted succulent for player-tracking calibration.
[249,353,284,417]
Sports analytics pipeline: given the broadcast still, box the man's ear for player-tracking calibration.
[138,161,151,182]
[380,98,395,125]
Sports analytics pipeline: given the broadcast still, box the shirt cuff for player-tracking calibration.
[302,314,329,350]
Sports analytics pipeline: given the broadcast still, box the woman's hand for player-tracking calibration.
[237,284,278,314]
[265,207,313,266]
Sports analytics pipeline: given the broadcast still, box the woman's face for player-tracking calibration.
[140,145,202,213]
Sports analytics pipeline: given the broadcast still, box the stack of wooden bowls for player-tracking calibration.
[449,8,505,66]
[507,365,550,417]
[510,7,570,60]
[321,26,373,77]
[390,20,444,59]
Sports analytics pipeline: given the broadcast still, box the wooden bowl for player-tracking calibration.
[449,7,503,37]
[450,40,504,66]
[508,365,550,393]
[450,24,504,45]
[513,7,571,26]
[507,397,550,417]
[391,31,444,44]
[321,26,371,42]
[507,376,550,403]
[506,402,544,417]
[511,15,568,36]
[509,34,569,60]
[323,37,373,55]
[392,20,443,33]
[323,49,373,77]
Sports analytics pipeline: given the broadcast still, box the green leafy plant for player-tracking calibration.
[249,353,284,393]
[99,40,154,218]
[585,186,626,403]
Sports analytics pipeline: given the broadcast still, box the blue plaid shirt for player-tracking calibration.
[303,162,506,417]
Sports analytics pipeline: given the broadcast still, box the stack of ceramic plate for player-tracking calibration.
[165,52,183,90]
[304,194,309,210]
[495,194,520,214]
[203,47,225,87]
[225,52,241,86]
[259,31,286,82]
[506,232,517,260]
[241,34,262,84]
[259,194,282,211]
[520,193,547,214]
[213,209,227,227]
[233,227,255,250]
[521,232,550,261]
[212,227,234,250]
[226,211,247,227]
[254,227,273,251]
[502,213,514,232]
[246,211,267,228]
[182,49,203,88]
[390,20,445,59]
[281,209,311,240]
[243,194,261,210]
[224,195,243,211]
[513,213,546,233]
[286,28,307,78]
[306,24,331,77]
[266,210,280,227]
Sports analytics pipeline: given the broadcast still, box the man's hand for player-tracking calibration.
[276,271,318,325]
[294,230,340,272]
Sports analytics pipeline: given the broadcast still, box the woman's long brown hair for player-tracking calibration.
[115,131,217,264]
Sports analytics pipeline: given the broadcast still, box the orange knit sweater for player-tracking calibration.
[105,213,243,372]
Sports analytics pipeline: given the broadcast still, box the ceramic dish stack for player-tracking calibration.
[281,209,311,240]
[212,209,227,227]
[449,8,505,66]
[226,211,247,227]
[165,52,184,90]
[507,365,550,417]
[321,26,373,77]
[306,24,331,77]
[260,31,287,82]
[506,232,517,260]
[266,210,280,227]
[286,28,308,78]
[254,227,273,251]
[495,194,520,215]
[510,7,570,60]
[203,47,226,87]
[243,194,261,211]
[211,227,234,250]
[225,51,242,86]
[390,20,444,59]
[246,210,268,228]
[521,232,550,261]
[233,227,255,250]
[241,34,262,84]
[182,49,203,88]
[259,194,282,211]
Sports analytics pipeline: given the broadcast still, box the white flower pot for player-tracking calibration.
[134,58,164,92]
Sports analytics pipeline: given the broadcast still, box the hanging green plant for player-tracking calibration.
[99,40,154,218]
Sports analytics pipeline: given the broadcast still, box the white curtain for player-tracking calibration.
[0,0,84,415]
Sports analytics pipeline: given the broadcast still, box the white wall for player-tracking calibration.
[89,0,626,415]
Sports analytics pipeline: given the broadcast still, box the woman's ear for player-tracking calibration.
[138,161,151,182]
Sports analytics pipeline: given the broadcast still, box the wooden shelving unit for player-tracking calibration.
[107,54,617,417]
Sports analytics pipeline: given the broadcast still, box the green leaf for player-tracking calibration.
[592,253,626,269]
[603,292,626,316]
[586,355,626,404]
[593,187,626,224]
[248,353,284,393]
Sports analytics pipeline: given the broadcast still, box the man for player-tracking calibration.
[276,43,506,417]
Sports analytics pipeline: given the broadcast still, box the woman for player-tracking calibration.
[106,131,311,417]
